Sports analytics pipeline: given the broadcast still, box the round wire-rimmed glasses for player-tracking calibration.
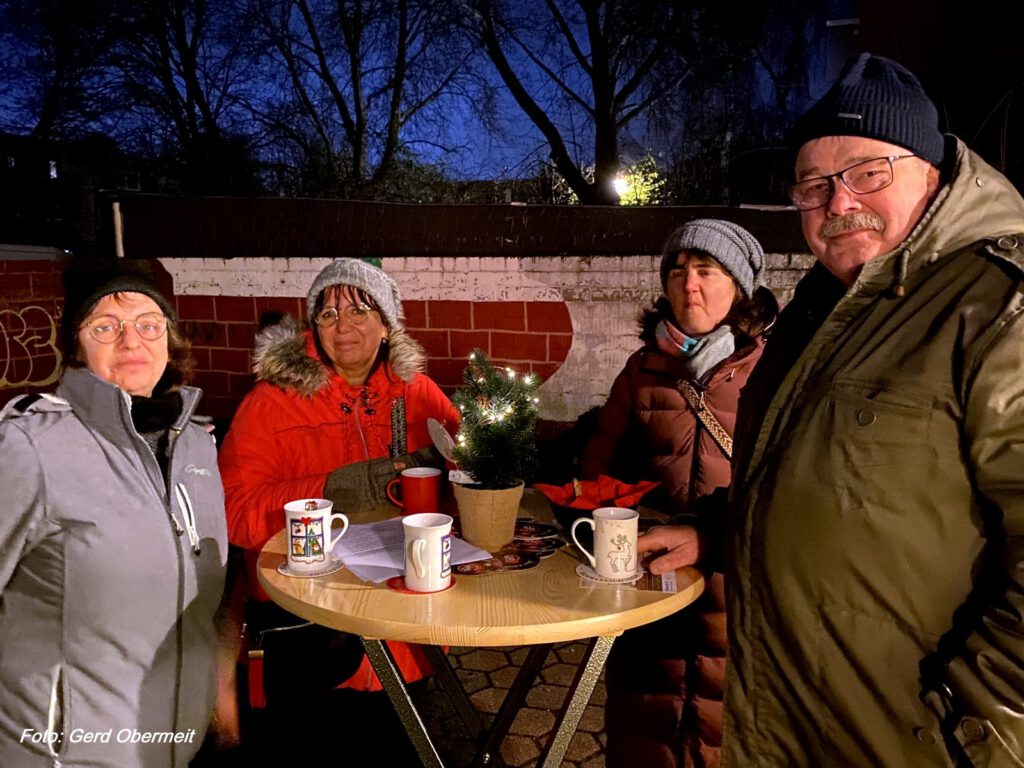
[314,305,376,328]
[788,155,916,210]
[82,313,169,343]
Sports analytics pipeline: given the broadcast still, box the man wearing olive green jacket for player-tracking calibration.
[639,54,1024,766]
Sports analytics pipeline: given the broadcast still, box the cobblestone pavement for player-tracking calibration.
[415,642,607,768]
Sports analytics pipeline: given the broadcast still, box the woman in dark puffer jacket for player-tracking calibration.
[580,219,777,768]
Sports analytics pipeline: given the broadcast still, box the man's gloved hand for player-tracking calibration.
[322,447,444,513]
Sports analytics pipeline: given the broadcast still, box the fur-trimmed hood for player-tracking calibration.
[252,315,425,396]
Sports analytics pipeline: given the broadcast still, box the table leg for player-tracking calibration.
[363,636,613,768]
[421,646,486,738]
[538,635,616,768]
[470,644,551,767]
[420,646,514,768]
[361,638,445,768]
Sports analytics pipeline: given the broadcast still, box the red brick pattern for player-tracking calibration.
[407,299,573,392]
[1,276,575,417]
[450,330,491,358]
[424,300,471,329]
[176,294,216,320]
[174,293,284,423]
[157,294,310,421]
[184,294,574,417]
[255,296,304,321]
[473,302,526,331]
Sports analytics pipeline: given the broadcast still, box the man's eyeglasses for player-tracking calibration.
[788,155,916,211]
[314,304,376,328]
[82,313,169,343]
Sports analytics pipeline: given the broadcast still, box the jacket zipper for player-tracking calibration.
[46,664,63,766]
[347,393,383,689]
[164,423,189,767]
[120,392,193,765]
[174,483,202,554]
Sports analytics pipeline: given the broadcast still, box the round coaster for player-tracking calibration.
[575,563,642,584]
[454,558,503,575]
[514,518,559,540]
[385,576,456,594]
[276,561,345,579]
[530,547,559,559]
[494,550,541,571]
[512,538,566,555]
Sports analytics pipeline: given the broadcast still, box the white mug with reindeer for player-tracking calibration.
[571,507,639,580]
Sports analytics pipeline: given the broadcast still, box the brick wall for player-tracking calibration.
[1,198,814,423]
[0,256,64,398]
[403,299,573,389]
[1,253,812,423]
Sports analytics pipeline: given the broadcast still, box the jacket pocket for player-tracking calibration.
[827,378,940,466]
[824,378,964,518]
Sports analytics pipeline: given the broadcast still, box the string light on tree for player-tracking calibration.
[451,349,541,489]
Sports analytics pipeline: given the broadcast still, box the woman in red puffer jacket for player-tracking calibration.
[219,258,458,761]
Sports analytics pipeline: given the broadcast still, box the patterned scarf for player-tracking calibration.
[655,319,735,382]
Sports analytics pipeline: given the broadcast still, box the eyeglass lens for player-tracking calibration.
[86,313,168,343]
[789,156,905,210]
[315,305,373,327]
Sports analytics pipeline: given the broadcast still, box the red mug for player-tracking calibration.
[386,467,442,514]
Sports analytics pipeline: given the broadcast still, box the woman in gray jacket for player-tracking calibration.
[0,260,228,767]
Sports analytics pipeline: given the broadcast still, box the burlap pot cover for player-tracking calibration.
[453,481,525,552]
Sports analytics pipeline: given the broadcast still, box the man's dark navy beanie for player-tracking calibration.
[790,53,945,167]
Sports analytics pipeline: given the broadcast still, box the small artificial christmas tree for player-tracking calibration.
[451,349,540,490]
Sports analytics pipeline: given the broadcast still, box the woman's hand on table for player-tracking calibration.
[637,525,700,575]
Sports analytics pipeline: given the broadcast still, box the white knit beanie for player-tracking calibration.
[306,258,403,327]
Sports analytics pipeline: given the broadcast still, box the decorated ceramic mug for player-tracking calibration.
[402,513,453,592]
[284,498,349,575]
[571,507,639,580]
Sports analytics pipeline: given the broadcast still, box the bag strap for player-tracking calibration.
[677,380,733,460]
[390,395,407,458]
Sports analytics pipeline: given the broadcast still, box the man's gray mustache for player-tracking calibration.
[820,213,884,239]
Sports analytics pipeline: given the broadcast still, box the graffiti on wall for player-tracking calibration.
[0,306,62,388]
[178,320,225,344]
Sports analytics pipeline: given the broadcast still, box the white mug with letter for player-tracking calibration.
[402,513,453,592]
[571,507,639,580]
[284,498,349,575]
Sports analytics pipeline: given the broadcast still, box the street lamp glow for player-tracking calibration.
[613,177,629,196]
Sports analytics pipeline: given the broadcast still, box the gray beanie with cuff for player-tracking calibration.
[306,258,403,328]
[660,219,765,298]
